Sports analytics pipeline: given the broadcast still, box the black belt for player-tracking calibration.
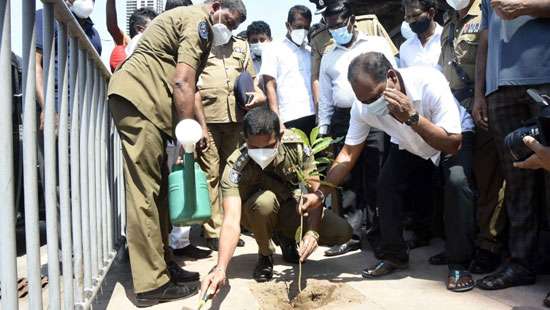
[452,87,474,103]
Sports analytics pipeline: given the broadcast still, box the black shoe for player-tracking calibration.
[135,281,198,308]
[277,234,300,264]
[469,249,501,274]
[544,291,550,308]
[476,263,536,290]
[167,262,200,285]
[324,239,361,257]
[429,252,448,266]
[172,245,212,259]
[253,255,273,282]
[206,238,219,251]
[237,238,246,247]
[362,260,408,278]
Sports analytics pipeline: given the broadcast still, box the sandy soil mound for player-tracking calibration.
[249,279,364,310]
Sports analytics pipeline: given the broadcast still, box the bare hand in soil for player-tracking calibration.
[200,268,226,299]
[298,234,318,262]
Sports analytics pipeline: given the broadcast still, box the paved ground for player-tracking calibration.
[93,234,550,310]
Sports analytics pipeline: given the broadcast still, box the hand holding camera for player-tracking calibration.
[513,136,550,171]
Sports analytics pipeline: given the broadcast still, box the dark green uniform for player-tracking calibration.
[197,36,256,239]
[107,5,213,293]
[220,131,352,256]
[438,0,505,254]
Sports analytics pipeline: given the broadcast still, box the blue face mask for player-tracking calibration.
[329,20,353,46]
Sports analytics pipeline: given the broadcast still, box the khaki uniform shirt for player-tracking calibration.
[108,5,213,136]
[310,15,398,81]
[221,131,316,203]
[198,36,256,124]
[439,1,482,103]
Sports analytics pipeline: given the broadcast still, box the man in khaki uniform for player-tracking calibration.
[200,108,352,292]
[107,1,247,305]
[438,0,504,275]
[194,34,265,250]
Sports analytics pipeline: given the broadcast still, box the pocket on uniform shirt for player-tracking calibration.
[456,34,479,64]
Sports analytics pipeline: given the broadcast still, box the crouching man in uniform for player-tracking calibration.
[200,107,353,293]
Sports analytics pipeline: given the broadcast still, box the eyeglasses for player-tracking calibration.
[327,17,350,30]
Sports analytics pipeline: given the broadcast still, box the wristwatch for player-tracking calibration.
[405,112,420,126]
[314,189,326,204]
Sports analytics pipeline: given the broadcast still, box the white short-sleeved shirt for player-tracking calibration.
[259,38,315,123]
[399,24,443,69]
[345,67,462,165]
[318,34,397,128]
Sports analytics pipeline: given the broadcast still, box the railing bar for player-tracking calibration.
[43,4,62,309]
[105,102,114,255]
[88,66,99,282]
[0,0,19,308]
[80,55,92,294]
[21,0,43,308]
[95,75,104,267]
[100,81,109,262]
[57,21,75,309]
[70,37,84,304]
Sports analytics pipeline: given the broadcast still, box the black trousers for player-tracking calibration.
[329,107,384,237]
[378,142,475,268]
[284,114,316,137]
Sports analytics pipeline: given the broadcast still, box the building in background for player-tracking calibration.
[126,0,164,34]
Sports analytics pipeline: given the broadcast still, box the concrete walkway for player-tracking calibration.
[93,235,549,310]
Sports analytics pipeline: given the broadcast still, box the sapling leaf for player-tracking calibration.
[312,137,334,155]
[310,126,319,146]
[291,128,310,147]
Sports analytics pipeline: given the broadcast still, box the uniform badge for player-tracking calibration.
[229,169,241,184]
[198,20,209,40]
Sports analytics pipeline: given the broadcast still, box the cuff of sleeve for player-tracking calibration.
[319,125,329,135]
[344,136,367,146]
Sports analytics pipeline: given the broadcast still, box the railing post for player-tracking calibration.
[43,3,61,309]
[58,21,75,309]
[0,0,19,308]
[94,71,104,270]
[88,66,99,282]
[22,0,43,308]
[70,37,84,305]
[80,55,93,296]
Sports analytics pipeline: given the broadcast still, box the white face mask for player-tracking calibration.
[71,0,94,19]
[290,29,307,46]
[366,95,390,116]
[250,43,265,58]
[446,0,471,11]
[212,12,232,46]
[248,148,278,170]
[400,21,415,40]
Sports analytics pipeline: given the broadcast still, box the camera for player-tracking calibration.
[505,89,550,161]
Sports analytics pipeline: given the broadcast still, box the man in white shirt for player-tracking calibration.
[260,5,316,135]
[399,0,443,68]
[317,0,396,257]
[300,52,475,291]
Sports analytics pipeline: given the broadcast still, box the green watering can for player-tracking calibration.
[169,120,211,226]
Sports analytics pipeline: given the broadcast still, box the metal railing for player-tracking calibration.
[0,0,125,308]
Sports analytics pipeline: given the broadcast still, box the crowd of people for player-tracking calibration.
[44,0,550,307]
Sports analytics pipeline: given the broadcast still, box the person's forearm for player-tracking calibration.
[106,0,126,45]
[254,84,267,105]
[35,54,45,110]
[411,117,462,154]
[521,0,550,17]
[321,144,364,194]
[216,198,242,271]
[312,80,320,112]
[306,205,322,233]
[475,30,488,100]
[173,73,196,120]
[264,78,280,115]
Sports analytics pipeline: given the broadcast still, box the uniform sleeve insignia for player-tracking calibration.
[229,169,241,184]
[229,149,250,184]
[198,20,209,40]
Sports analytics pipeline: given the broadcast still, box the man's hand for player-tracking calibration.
[299,192,322,215]
[196,128,210,153]
[200,267,226,300]
[472,96,489,130]
[491,0,527,20]
[298,231,319,262]
[513,136,550,171]
[384,88,417,123]
[244,92,260,110]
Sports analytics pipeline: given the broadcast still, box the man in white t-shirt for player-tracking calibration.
[399,0,443,68]
[260,5,316,135]
[300,52,476,291]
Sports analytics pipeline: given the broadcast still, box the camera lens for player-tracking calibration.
[505,125,541,161]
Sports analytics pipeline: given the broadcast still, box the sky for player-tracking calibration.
[11,0,321,67]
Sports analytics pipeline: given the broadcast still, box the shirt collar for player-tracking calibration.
[397,68,421,103]
[333,33,370,51]
[283,37,308,51]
